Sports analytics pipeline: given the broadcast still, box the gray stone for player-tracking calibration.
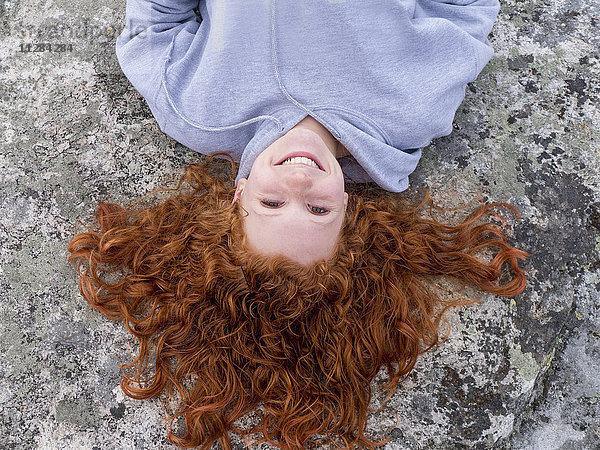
[0,0,598,448]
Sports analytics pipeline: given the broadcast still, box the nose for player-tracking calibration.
[283,169,313,191]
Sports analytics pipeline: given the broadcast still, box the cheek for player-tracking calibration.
[321,178,346,199]
[246,169,279,193]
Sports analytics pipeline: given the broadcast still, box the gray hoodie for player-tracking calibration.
[116,0,499,192]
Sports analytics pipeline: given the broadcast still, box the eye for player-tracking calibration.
[261,200,283,208]
[310,205,329,215]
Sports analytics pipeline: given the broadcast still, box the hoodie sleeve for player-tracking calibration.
[116,0,202,109]
[414,0,500,76]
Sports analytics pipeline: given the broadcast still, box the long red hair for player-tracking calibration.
[67,156,528,449]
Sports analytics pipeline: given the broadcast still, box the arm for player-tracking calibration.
[116,0,202,105]
[414,0,500,75]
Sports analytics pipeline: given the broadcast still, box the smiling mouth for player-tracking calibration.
[279,156,321,170]
[276,153,324,170]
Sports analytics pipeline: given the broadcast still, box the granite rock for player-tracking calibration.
[0,0,598,448]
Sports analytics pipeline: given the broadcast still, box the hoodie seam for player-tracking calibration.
[270,0,341,139]
[469,37,480,82]
[310,105,393,145]
[161,36,283,133]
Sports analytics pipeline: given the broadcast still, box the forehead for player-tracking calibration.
[242,209,342,264]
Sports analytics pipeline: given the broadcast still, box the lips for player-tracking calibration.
[281,156,321,170]
[275,152,324,171]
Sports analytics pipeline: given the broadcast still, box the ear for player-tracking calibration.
[343,192,348,210]
[233,178,247,204]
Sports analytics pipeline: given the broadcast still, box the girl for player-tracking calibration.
[114,0,500,264]
[69,0,527,448]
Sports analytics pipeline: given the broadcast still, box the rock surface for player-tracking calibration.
[0,0,598,448]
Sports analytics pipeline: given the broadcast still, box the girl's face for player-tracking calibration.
[234,118,348,265]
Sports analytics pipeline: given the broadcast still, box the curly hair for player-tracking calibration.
[67,155,528,449]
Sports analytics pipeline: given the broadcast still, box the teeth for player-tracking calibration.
[281,156,320,169]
